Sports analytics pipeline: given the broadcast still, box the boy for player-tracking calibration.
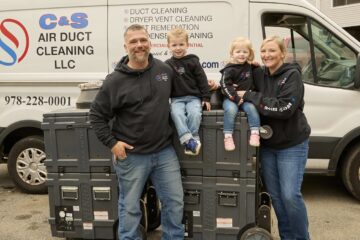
[166,28,211,155]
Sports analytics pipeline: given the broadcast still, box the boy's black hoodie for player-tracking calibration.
[165,54,211,101]
[244,63,311,149]
[89,54,173,154]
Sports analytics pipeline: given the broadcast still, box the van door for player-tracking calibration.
[0,1,108,193]
[249,1,360,200]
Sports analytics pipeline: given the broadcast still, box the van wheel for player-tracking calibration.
[7,136,48,194]
[341,143,360,200]
[239,227,273,240]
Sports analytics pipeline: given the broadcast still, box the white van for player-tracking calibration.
[1,0,360,200]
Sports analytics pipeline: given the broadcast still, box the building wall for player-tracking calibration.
[313,0,360,28]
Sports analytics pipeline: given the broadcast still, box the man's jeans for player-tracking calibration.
[222,98,260,134]
[260,139,310,240]
[113,145,184,240]
[171,96,202,144]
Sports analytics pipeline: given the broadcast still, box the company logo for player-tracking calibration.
[0,19,29,66]
[39,13,88,30]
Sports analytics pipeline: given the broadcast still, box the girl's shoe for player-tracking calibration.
[249,134,260,147]
[224,136,235,151]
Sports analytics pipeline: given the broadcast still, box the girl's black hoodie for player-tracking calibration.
[244,63,311,149]
[89,54,174,154]
[220,62,261,104]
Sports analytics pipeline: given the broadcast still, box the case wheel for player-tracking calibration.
[240,227,273,240]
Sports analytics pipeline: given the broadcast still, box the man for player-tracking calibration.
[89,24,184,240]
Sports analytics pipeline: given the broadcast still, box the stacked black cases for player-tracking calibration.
[42,108,118,239]
[43,108,159,239]
[174,110,263,240]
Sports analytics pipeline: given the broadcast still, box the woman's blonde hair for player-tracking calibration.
[167,27,189,44]
[261,35,287,57]
[229,37,255,63]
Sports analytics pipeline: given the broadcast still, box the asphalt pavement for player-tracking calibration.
[1,164,360,240]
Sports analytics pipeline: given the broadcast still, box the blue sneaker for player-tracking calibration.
[184,139,201,155]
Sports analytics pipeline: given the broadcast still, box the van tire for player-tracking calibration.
[341,143,360,200]
[7,136,48,194]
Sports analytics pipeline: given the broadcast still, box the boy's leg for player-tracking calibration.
[113,153,152,240]
[150,145,184,240]
[185,96,202,142]
[171,97,192,144]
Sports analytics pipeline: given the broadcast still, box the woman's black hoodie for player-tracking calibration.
[244,63,311,149]
[89,54,174,154]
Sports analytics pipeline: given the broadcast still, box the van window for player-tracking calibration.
[262,13,357,88]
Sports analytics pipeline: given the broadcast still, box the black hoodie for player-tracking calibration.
[244,63,311,149]
[89,54,174,153]
[165,54,211,101]
[220,62,261,104]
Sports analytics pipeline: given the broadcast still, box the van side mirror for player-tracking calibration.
[355,54,360,89]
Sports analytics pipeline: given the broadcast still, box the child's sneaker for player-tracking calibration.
[184,139,201,155]
[224,136,235,151]
[249,133,260,147]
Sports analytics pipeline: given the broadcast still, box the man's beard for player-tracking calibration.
[131,50,150,64]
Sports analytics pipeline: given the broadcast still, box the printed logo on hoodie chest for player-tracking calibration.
[175,66,185,75]
[155,72,169,82]
[240,71,250,80]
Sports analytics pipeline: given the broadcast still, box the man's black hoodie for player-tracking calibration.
[244,63,311,149]
[89,54,173,154]
[165,54,211,101]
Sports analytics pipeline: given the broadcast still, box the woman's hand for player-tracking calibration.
[208,80,219,91]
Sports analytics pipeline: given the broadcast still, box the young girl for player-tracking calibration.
[220,37,262,151]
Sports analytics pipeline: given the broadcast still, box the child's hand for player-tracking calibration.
[208,80,219,91]
[203,101,211,111]
[237,91,246,98]
[237,98,244,106]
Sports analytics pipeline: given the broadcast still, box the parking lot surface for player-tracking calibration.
[1,164,360,240]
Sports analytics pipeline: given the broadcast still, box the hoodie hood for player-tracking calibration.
[115,54,154,74]
[266,62,301,77]
[170,53,199,62]
[219,62,246,74]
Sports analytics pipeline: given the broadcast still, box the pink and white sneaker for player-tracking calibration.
[224,136,235,151]
[249,134,260,147]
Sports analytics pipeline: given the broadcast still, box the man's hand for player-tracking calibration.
[203,101,211,111]
[111,141,134,160]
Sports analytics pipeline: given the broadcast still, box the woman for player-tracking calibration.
[240,36,311,240]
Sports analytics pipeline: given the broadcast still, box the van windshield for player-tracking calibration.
[262,13,357,88]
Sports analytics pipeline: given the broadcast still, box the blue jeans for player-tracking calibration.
[171,96,202,144]
[222,98,260,134]
[260,139,310,240]
[113,145,184,240]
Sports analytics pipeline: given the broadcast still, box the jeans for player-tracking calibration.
[113,145,184,240]
[260,139,310,240]
[171,96,202,144]
[222,98,260,134]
